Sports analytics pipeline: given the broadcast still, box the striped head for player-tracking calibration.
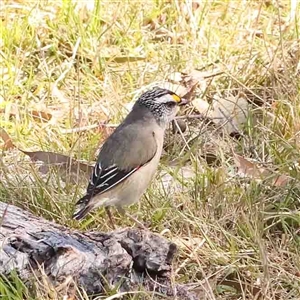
[136,87,185,127]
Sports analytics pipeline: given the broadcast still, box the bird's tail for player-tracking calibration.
[72,194,94,220]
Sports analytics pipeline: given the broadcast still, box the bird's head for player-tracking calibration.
[136,87,187,127]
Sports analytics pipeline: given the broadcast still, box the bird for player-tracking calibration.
[72,87,187,225]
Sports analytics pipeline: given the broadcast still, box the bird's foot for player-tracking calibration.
[105,207,116,230]
[125,212,148,230]
[115,206,148,230]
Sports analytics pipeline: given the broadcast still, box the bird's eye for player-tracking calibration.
[166,101,176,108]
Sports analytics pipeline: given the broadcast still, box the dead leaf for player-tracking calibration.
[209,94,249,134]
[170,69,222,88]
[19,149,93,183]
[29,101,55,123]
[1,103,53,123]
[0,102,20,122]
[179,1,202,19]
[51,84,71,105]
[167,69,227,121]
[103,56,146,63]
[192,1,201,10]
[233,154,267,178]
[1,92,53,124]
[191,98,210,114]
[0,126,95,182]
[233,154,290,186]
[143,17,157,30]
[167,72,183,83]
[180,70,207,88]
[161,82,190,98]
[167,69,222,106]
[21,150,94,180]
[181,81,199,102]
[272,174,290,187]
[0,128,15,150]
[73,0,95,12]
[173,237,205,250]
[30,109,52,122]
[143,15,174,41]
[160,166,195,192]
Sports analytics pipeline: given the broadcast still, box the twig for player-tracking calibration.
[174,237,206,275]
[175,114,223,121]
[61,123,118,134]
[55,37,81,86]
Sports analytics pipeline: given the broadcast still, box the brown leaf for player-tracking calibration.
[233,154,267,178]
[143,15,174,41]
[103,56,146,63]
[1,104,53,123]
[272,174,290,187]
[179,1,202,19]
[30,110,53,122]
[21,150,94,178]
[0,128,15,150]
[233,154,290,186]
[192,1,201,10]
[167,69,222,104]
[181,81,198,102]
[0,124,94,182]
[143,17,157,30]
[168,71,200,90]
[178,69,222,88]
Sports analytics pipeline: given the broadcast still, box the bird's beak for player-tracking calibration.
[178,97,189,106]
[171,93,189,106]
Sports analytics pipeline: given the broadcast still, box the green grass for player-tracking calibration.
[1,0,300,299]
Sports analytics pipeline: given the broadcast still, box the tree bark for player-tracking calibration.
[0,202,197,299]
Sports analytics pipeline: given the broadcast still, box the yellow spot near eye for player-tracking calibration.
[171,94,181,103]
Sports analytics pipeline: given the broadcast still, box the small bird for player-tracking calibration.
[73,87,186,223]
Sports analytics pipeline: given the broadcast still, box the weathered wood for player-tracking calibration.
[0,202,197,299]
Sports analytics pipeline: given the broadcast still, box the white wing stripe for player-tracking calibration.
[97,172,118,188]
[94,163,101,177]
[100,166,118,178]
[98,168,137,193]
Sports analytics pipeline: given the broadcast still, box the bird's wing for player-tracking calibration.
[77,121,158,203]
[72,162,141,220]
[86,163,140,197]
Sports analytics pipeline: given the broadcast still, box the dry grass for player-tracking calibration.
[0,0,300,299]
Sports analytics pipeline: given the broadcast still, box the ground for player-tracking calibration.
[0,0,300,299]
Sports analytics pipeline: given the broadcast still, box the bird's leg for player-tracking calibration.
[116,206,126,216]
[105,207,116,230]
[144,194,155,209]
[116,206,147,230]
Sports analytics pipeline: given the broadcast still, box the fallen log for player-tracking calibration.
[0,202,197,299]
